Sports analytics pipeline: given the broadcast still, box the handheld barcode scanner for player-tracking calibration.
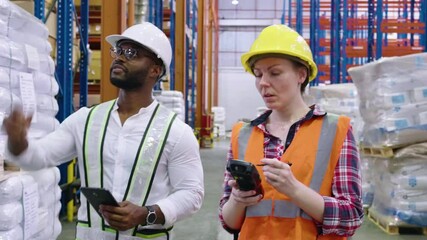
[227,159,264,196]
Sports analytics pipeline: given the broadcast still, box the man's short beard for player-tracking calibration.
[110,77,143,90]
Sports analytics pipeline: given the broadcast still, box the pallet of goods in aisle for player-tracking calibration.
[348,52,427,235]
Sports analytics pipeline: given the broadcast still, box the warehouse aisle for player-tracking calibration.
[58,139,426,240]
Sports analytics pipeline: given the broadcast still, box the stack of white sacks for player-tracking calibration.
[154,90,185,121]
[308,83,364,140]
[348,53,427,147]
[211,106,226,139]
[308,84,374,207]
[0,0,61,239]
[348,52,427,227]
[0,169,62,240]
[370,143,427,227]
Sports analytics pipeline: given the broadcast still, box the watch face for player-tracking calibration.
[147,212,156,223]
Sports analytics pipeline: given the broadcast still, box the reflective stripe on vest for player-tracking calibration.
[81,101,176,238]
[76,224,170,240]
[241,114,339,219]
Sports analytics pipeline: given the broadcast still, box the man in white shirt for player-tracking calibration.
[3,22,204,240]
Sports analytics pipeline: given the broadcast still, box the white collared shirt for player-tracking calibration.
[6,99,204,229]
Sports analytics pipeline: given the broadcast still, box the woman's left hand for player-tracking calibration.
[261,158,299,197]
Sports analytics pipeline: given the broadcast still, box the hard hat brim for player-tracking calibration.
[106,34,138,47]
[241,50,318,82]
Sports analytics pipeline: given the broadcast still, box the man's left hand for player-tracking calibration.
[99,201,145,231]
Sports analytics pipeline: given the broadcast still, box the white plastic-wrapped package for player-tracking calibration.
[0,225,24,240]
[37,94,59,117]
[349,52,427,147]
[0,0,49,39]
[27,167,61,207]
[0,202,23,231]
[0,87,21,114]
[0,68,58,96]
[361,156,376,207]
[369,143,427,226]
[0,37,26,71]
[309,83,358,99]
[0,176,23,204]
[28,113,60,139]
[6,28,52,54]
[308,83,364,142]
[37,54,55,75]
[33,71,58,96]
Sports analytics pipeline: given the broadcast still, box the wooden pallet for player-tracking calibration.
[360,145,398,158]
[368,209,427,235]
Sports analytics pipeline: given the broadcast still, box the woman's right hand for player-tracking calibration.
[228,180,263,207]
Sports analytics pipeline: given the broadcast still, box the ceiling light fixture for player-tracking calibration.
[231,0,239,5]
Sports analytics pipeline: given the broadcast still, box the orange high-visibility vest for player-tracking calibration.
[231,114,350,240]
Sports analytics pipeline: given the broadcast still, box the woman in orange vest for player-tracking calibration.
[219,25,363,240]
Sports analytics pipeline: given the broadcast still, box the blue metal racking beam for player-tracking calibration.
[34,0,45,21]
[309,0,319,85]
[190,0,197,128]
[422,0,427,49]
[410,0,415,46]
[77,0,89,107]
[330,0,340,83]
[295,0,303,34]
[56,0,74,121]
[185,0,191,124]
[341,0,349,83]
[170,0,176,90]
[375,0,383,59]
[281,0,286,24]
[367,0,375,62]
[288,0,292,27]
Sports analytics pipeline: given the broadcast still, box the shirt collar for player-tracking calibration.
[112,98,159,115]
[250,104,326,127]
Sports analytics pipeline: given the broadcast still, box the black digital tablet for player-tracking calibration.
[80,187,120,217]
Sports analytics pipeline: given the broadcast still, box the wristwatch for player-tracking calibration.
[145,205,157,225]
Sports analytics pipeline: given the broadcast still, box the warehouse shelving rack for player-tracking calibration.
[284,0,427,84]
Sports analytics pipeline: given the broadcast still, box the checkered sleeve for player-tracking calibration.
[321,126,364,236]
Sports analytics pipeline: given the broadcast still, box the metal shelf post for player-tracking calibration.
[56,0,74,121]
[170,0,176,90]
[375,0,383,59]
[367,0,375,62]
[309,0,319,85]
[34,0,45,21]
[77,0,89,107]
[330,0,341,83]
[422,0,427,49]
[296,0,303,34]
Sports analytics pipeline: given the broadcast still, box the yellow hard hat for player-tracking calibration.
[241,25,318,82]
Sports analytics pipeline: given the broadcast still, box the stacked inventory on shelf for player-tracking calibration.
[0,0,61,239]
[348,52,427,231]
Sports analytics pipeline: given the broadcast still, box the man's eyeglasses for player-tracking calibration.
[110,47,139,60]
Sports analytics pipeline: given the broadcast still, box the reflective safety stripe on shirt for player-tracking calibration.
[76,224,172,240]
[79,100,176,239]
[240,114,339,219]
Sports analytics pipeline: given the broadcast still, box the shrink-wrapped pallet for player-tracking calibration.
[348,52,427,147]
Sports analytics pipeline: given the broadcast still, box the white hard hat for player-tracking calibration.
[106,22,172,78]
